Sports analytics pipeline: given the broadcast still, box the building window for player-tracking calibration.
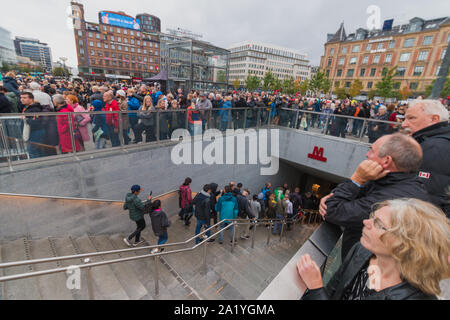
[131,39,135,45]
[130,31,134,36]
[96,34,100,39]
[350,57,357,64]
[155,44,158,48]
[377,43,383,50]
[417,51,428,61]
[413,66,424,76]
[89,32,93,38]
[111,44,115,50]
[330,48,335,55]
[399,52,411,62]
[360,68,366,77]
[102,26,107,31]
[131,47,135,53]
[90,50,95,56]
[111,36,115,41]
[117,37,121,42]
[362,56,369,64]
[125,46,129,52]
[422,36,433,45]
[366,44,371,51]
[91,58,95,64]
[373,55,380,64]
[389,40,395,49]
[338,58,345,65]
[370,68,376,76]
[124,38,128,43]
[345,82,351,88]
[396,67,406,76]
[341,47,347,54]
[403,38,415,48]
[78,31,83,37]
[410,82,418,90]
[118,45,122,51]
[137,40,140,46]
[79,48,84,55]
[352,45,360,53]
[347,69,354,77]
[447,33,450,43]
[393,82,400,89]
[327,58,332,67]
[124,29,128,35]
[97,43,101,48]
[336,69,342,77]
[149,42,153,48]
[326,69,330,77]
[117,28,121,34]
[367,82,373,89]
[110,27,114,32]
[104,44,108,49]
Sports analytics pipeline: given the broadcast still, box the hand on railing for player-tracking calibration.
[297,254,323,290]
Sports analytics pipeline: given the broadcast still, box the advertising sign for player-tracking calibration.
[100,12,140,30]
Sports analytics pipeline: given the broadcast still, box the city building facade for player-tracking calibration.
[70,2,160,82]
[14,37,52,72]
[227,41,311,84]
[0,26,17,65]
[320,16,450,95]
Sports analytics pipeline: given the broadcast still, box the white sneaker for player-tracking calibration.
[151,248,159,254]
[133,240,145,247]
[123,238,132,247]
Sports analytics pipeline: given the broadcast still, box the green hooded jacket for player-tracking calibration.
[123,193,148,221]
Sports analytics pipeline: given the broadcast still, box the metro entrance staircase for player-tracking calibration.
[0,206,318,300]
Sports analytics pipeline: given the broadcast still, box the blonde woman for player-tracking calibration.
[298,198,450,300]
[136,95,156,143]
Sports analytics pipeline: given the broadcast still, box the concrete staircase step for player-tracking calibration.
[73,236,129,300]
[0,238,42,300]
[88,235,149,300]
[28,238,74,300]
[48,237,90,300]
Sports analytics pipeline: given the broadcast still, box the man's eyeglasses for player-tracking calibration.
[369,211,389,231]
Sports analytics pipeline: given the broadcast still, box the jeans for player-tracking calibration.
[218,221,234,242]
[27,129,46,159]
[96,137,107,149]
[158,231,168,245]
[128,219,146,243]
[220,121,228,131]
[122,129,130,145]
[106,125,120,147]
[273,213,285,235]
[195,219,211,244]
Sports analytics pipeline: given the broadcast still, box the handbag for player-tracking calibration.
[300,116,308,129]
[23,122,30,142]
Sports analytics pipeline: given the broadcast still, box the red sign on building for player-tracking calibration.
[308,147,327,162]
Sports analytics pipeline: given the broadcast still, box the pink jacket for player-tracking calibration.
[73,104,92,142]
[57,105,82,153]
[179,184,192,209]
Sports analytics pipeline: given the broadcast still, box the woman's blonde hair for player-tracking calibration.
[6,71,15,78]
[376,198,450,296]
[143,95,153,110]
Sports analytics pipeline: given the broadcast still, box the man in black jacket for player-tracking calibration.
[0,87,12,113]
[193,184,215,244]
[236,189,255,240]
[320,133,430,259]
[402,99,450,217]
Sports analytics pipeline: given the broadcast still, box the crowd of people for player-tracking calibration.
[2,72,449,160]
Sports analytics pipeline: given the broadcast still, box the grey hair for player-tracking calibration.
[409,99,449,122]
[52,94,65,106]
[378,134,423,173]
[29,82,40,90]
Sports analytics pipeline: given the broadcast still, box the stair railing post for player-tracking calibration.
[203,239,207,270]
[279,221,285,242]
[267,221,272,245]
[84,258,94,300]
[154,256,160,296]
[231,221,236,253]
[251,220,256,249]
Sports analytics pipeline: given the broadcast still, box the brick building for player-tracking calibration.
[320,16,450,96]
[71,2,160,82]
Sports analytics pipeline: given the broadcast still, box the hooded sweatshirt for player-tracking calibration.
[215,193,239,221]
[150,208,170,236]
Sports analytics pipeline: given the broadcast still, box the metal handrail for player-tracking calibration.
[0,216,302,270]
[0,213,321,283]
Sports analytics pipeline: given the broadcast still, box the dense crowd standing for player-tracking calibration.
[2,72,449,159]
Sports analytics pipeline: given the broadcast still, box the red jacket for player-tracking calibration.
[56,105,82,153]
[179,184,192,209]
[103,99,120,128]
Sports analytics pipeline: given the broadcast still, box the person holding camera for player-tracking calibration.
[123,185,153,247]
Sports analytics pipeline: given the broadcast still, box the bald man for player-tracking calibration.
[320,134,431,259]
[402,99,450,217]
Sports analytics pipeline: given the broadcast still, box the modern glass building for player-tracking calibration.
[14,37,52,72]
[0,26,17,65]
[165,39,230,91]
[136,13,161,33]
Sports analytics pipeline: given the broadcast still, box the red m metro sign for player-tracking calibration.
[308,146,327,162]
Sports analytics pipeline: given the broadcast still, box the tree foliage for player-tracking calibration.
[245,74,260,92]
[375,66,398,100]
[399,86,413,100]
[232,78,241,90]
[348,79,363,99]
[262,71,276,91]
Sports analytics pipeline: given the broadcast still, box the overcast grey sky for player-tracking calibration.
[1,0,449,68]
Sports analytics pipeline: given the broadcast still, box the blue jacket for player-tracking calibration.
[219,101,232,122]
[314,102,322,113]
[91,100,108,137]
[215,193,238,221]
[127,96,141,118]
[152,91,162,105]
[270,102,277,117]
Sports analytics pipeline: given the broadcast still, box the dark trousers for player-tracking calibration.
[128,219,146,243]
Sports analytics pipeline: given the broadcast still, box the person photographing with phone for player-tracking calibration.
[123,185,153,247]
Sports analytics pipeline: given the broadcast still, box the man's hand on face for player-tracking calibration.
[351,160,390,185]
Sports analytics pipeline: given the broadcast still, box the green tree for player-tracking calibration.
[245,74,260,92]
[399,86,413,100]
[53,67,70,77]
[375,66,398,101]
[262,71,276,91]
[336,87,348,100]
[282,77,295,94]
[348,79,363,98]
[321,76,332,95]
[299,79,310,96]
[1,61,11,73]
[271,76,282,92]
[232,78,241,90]
[368,89,378,100]
[309,71,326,95]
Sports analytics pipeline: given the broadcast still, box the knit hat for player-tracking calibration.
[131,185,141,193]
[117,90,126,97]
[91,100,103,111]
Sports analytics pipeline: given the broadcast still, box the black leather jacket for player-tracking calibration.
[302,243,437,300]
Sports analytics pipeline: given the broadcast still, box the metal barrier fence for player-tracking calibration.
[0,212,323,299]
[0,107,400,170]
